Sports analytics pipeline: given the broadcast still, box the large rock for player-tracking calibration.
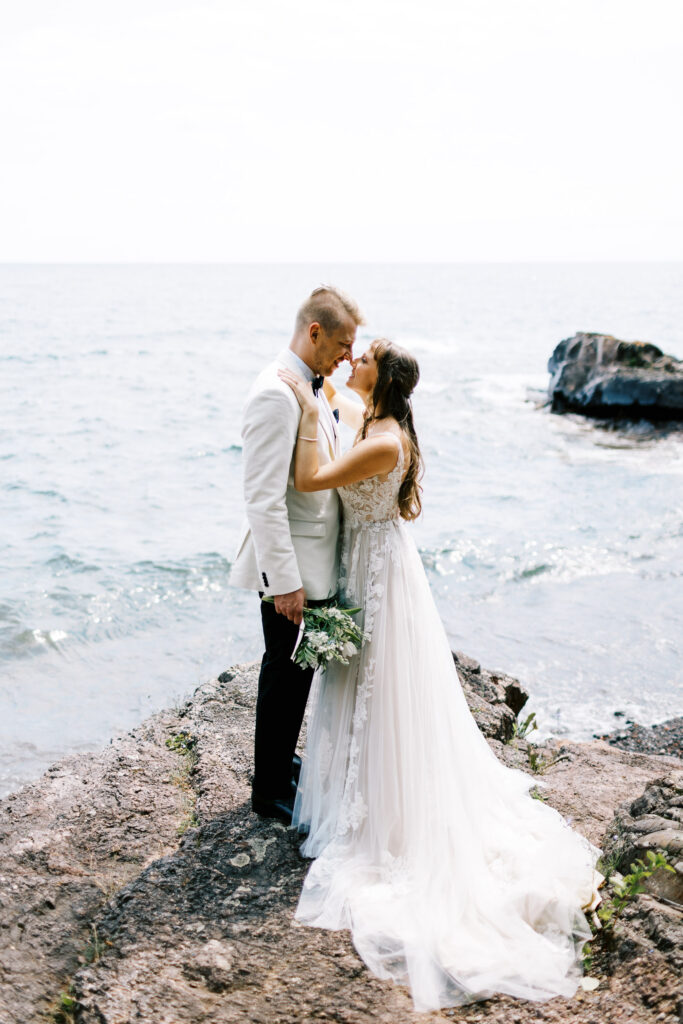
[603,771,683,889]
[453,649,528,742]
[597,771,683,1019]
[547,332,683,421]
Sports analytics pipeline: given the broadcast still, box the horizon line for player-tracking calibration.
[1,258,682,267]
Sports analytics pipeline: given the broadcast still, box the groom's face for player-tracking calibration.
[310,316,357,376]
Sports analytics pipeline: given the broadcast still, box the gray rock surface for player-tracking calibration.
[547,332,683,420]
[597,772,683,1020]
[0,712,190,1022]
[1,660,682,1024]
[604,772,683,887]
[452,649,529,741]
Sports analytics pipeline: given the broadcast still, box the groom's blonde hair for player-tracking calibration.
[295,285,365,335]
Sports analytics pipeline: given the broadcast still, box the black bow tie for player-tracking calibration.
[311,375,324,396]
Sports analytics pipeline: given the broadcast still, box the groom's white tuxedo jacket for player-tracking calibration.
[230,348,341,601]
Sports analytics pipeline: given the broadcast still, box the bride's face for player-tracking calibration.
[346,345,378,400]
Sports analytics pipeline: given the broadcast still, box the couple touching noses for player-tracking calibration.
[230,285,603,1012]
[230,285,373,821]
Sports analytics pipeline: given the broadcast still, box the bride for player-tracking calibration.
[277,339,603,1013]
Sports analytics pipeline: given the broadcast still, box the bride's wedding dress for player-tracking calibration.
[292,434,603,1012]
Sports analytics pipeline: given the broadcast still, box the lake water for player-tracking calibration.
[1,262,682,797]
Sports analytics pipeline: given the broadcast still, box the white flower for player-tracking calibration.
[341,641,358,659]
[325,607,346,622]
[307,630,332,651]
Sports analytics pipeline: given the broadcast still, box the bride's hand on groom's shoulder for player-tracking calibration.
[278,369,318,415]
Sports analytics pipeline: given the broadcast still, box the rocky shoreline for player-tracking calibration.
[1,656,681,1024]
[597,717,683,760]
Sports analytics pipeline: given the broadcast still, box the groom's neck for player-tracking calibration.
[289,338,317,375]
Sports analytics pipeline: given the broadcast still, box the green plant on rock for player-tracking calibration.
[597,850,676,930]
[581,941,593,973]
[177,808,199,836]
[513,711,538,740]
[165,730,198,763]
[167,730,199,788]
[81,923,105,965]
[504,710,538,746]
[166,730,200,835]
[527,746,570,774]
[51,990,76,1024]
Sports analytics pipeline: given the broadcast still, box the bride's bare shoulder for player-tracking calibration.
[366,420,408,457]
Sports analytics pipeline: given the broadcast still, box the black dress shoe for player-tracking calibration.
[251,793,294,824]
[291,754,302,784]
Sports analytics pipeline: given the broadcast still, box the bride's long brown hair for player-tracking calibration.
[358,339,423,521]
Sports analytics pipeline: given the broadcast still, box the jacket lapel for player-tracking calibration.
[318,392,337,460]
[277,349,336,460]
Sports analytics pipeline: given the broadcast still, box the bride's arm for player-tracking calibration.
[323,378,364,432]
[296,420,398,491]
[279,369,398,491]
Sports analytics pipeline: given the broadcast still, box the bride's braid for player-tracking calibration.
[360,339,423,521]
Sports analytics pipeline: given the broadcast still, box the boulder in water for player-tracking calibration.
[547,332,683,421]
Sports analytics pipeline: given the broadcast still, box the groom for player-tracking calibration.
[230,286,364,823]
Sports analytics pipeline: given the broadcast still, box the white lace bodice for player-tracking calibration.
[337,433,406,635]
[338,432,405,528]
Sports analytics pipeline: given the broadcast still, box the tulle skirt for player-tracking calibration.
[293,517,603,1012]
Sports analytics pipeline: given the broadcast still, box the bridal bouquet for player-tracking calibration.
[262,598,369,670]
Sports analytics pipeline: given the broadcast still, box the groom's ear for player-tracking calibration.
[309,322,321,345]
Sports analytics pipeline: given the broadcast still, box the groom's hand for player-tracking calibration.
[274,587,305,624]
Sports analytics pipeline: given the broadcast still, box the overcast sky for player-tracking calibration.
[1,0,682,262]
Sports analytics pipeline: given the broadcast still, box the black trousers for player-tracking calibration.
[253,598,314,800]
